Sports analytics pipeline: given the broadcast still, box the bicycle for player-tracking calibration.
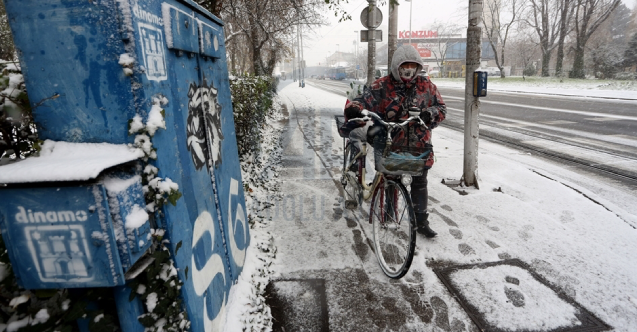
[335,110,430,279]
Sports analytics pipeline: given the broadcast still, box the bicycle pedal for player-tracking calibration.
[344,200,358,210]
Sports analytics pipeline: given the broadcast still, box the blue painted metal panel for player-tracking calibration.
[162,3,199,53]
[127,1,236,330]
[4,0,137,144]
[197,24,250,282]
[113,285,146,332]
[0,185,125,289]
[198,22,223,59]
[102,167,153,271]
[4,0,249,330]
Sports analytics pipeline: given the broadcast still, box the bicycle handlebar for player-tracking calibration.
[360,110,428,130]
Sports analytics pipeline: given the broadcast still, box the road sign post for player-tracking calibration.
[362,1,381,86]
[360,30,383,42]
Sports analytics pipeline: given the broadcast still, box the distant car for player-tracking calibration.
[318,75,326,80]
[428,70,440,78]
[374,68,389,79]
[485,67,501,76]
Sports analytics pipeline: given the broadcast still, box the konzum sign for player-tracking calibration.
[399,30,438,39]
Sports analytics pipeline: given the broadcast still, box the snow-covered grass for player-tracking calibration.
[432,76,637,90]
[431,76,637,100]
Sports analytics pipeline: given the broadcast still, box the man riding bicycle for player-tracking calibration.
[343,45,447,238]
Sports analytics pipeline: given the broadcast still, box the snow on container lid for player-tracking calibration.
[0,140,144,184]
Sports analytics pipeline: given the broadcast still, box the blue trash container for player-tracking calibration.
[1,0,249,330]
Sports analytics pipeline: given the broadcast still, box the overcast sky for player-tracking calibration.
[300,0,637,67]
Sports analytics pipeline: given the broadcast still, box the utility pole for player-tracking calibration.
[354,31,359,80]
[462,0,483,188]
[388,0,398,68]
[300,24,305,87]
[366,0,377,85]
[297,24,302,86]
[292,37,297,82]
[407,0,413,44]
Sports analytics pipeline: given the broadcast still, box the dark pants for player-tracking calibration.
[410,170,428,214]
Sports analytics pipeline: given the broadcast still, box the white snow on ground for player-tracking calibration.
[432,77,637,100]
[223,97,286,332]
[418,126,637,330]
[223,79,637,331]
[9,294,29,308]
[0,140,144,183]
[451,265,580,330]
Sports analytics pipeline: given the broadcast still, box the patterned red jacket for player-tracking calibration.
[345,75,447,168]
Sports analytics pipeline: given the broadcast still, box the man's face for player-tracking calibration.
[398,62,418,80]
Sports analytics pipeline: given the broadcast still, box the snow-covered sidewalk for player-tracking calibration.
[226,81,637,331]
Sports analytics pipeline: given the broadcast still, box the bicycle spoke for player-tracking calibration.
[371,179,416,279]
[397,198,407,226]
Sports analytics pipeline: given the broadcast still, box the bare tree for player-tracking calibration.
[427,21,463,78]
[527,0,561,76]
[569,0,620,78]
[195,0,225,17]
[0,1,15,61]
[555,0,576,77]
[483,0,525,78]
[585,3,632,78]
[509,32,541,77]
[216,0,324,76]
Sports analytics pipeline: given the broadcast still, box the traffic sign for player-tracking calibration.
[360,30,383,42]
[360,7,382,29]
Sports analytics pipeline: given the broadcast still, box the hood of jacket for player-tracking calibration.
[390,45,424,82]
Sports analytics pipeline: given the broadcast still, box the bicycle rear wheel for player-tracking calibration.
[342,142,361,210]
[370,179,416,279]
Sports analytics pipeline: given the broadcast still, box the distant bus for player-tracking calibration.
[328,67,346,80]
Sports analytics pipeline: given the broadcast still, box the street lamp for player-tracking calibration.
[405,0,413,44]
[336,44,340,65]
[354,31,359,79]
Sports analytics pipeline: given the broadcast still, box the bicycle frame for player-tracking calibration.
[341,110,427,205]
[339,110,425,279]
[344,138,382,202]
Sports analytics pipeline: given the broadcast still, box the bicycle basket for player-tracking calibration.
[373,135,432,176]
[335,115,365,138]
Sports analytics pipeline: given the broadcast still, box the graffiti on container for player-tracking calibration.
[186,80,224,171]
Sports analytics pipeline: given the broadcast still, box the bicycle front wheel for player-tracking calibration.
[370,179,416,279]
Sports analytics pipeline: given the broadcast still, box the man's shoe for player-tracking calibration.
[416,212,437,238]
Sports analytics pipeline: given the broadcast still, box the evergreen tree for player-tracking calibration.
[624,32,637,68]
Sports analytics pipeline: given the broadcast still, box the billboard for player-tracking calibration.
[409,43,447,60]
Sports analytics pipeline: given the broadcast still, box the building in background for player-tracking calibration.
[398,30,497,78]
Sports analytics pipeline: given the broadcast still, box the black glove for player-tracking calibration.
[345,104,363,119]
[419,109,433,124]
